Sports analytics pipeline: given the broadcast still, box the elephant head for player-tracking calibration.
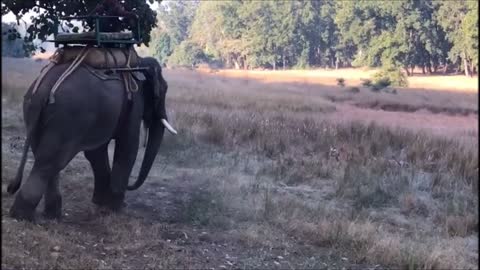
[127,57,176,191]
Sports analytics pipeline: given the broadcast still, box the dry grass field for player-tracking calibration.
[199,67,479,92]
[2,57,478,269]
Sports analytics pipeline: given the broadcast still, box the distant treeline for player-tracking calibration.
[152,0,478,76]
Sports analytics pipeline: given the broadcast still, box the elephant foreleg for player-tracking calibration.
[109,122,140,210]
[43,174,62,219]
[84,144,112,206]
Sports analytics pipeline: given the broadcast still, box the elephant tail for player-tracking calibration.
[7,136,30,194]
[7,74,49,195]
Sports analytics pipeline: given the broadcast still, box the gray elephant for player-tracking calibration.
[6,56,176,221]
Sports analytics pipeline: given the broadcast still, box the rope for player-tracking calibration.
[122,46,138,99]
[49,46,91,104]
[127,47,138,92]
[31,48,68,95]
[32,62,56,95]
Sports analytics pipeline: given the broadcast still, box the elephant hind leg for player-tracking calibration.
[9,136,78,222]
[10,162,64,221]
[84,143,112,206]
[43,174,62,219]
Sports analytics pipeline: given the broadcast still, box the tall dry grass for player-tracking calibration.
[164,68,478,269]
[2,57,478,269]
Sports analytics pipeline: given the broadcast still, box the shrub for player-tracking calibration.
[336,78,346,87]
[348,87,360,93]
[374,78,392,90]
[361,79,372,87]
[370,84,382,92]
[372,68,408,88]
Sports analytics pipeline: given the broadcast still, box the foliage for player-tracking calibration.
[185,0,479,75]
[1,0,163,50]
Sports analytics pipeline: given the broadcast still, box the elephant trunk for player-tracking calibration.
[127,118,165,191]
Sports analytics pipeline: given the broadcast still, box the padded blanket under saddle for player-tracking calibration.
[51,46,140,69]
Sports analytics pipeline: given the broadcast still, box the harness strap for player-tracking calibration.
[32,62,56,95]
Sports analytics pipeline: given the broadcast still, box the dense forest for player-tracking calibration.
[152,0,478,76]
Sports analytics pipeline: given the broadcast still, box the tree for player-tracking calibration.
[436,0,478,76]
[190,0,247,69]
[1,0,163,48]
[147,0,474,73]
[151,31,171,63]
[151,0,198,63]
[167,40,204,67]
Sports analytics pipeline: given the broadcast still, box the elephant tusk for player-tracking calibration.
[143,125,148,148]
[161,119,178,135]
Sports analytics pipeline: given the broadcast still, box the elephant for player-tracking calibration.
[6,56,177,222]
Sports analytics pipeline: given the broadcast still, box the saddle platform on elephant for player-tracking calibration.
[50,46,140,69]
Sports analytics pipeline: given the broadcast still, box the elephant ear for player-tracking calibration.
[150,65,168,120]
[151,66,161,99]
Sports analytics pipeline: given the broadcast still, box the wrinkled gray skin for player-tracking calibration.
[6,57,169,222]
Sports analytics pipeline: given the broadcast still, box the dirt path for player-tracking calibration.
[1,105,381,269]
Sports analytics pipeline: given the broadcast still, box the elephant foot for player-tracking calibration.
[92,192,108,206]
[92,191,126,211]
[9,192,37,222]
[107,192,127,211]
[6,180,21,195]
[43,195,62,220]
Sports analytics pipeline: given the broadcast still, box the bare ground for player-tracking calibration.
[2,57,478,269]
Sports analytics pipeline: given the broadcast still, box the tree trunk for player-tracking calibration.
[410,65,414,75]
[443,64,448,74]
[421,65,426,74]
[233,60,240,70]
[335,58,339,70]
[426,60,433,74]
[463,58,470,77]
[273,61,276,70]
[226,57,231,69]
[282,53,286,70]
[404,67,411,76]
